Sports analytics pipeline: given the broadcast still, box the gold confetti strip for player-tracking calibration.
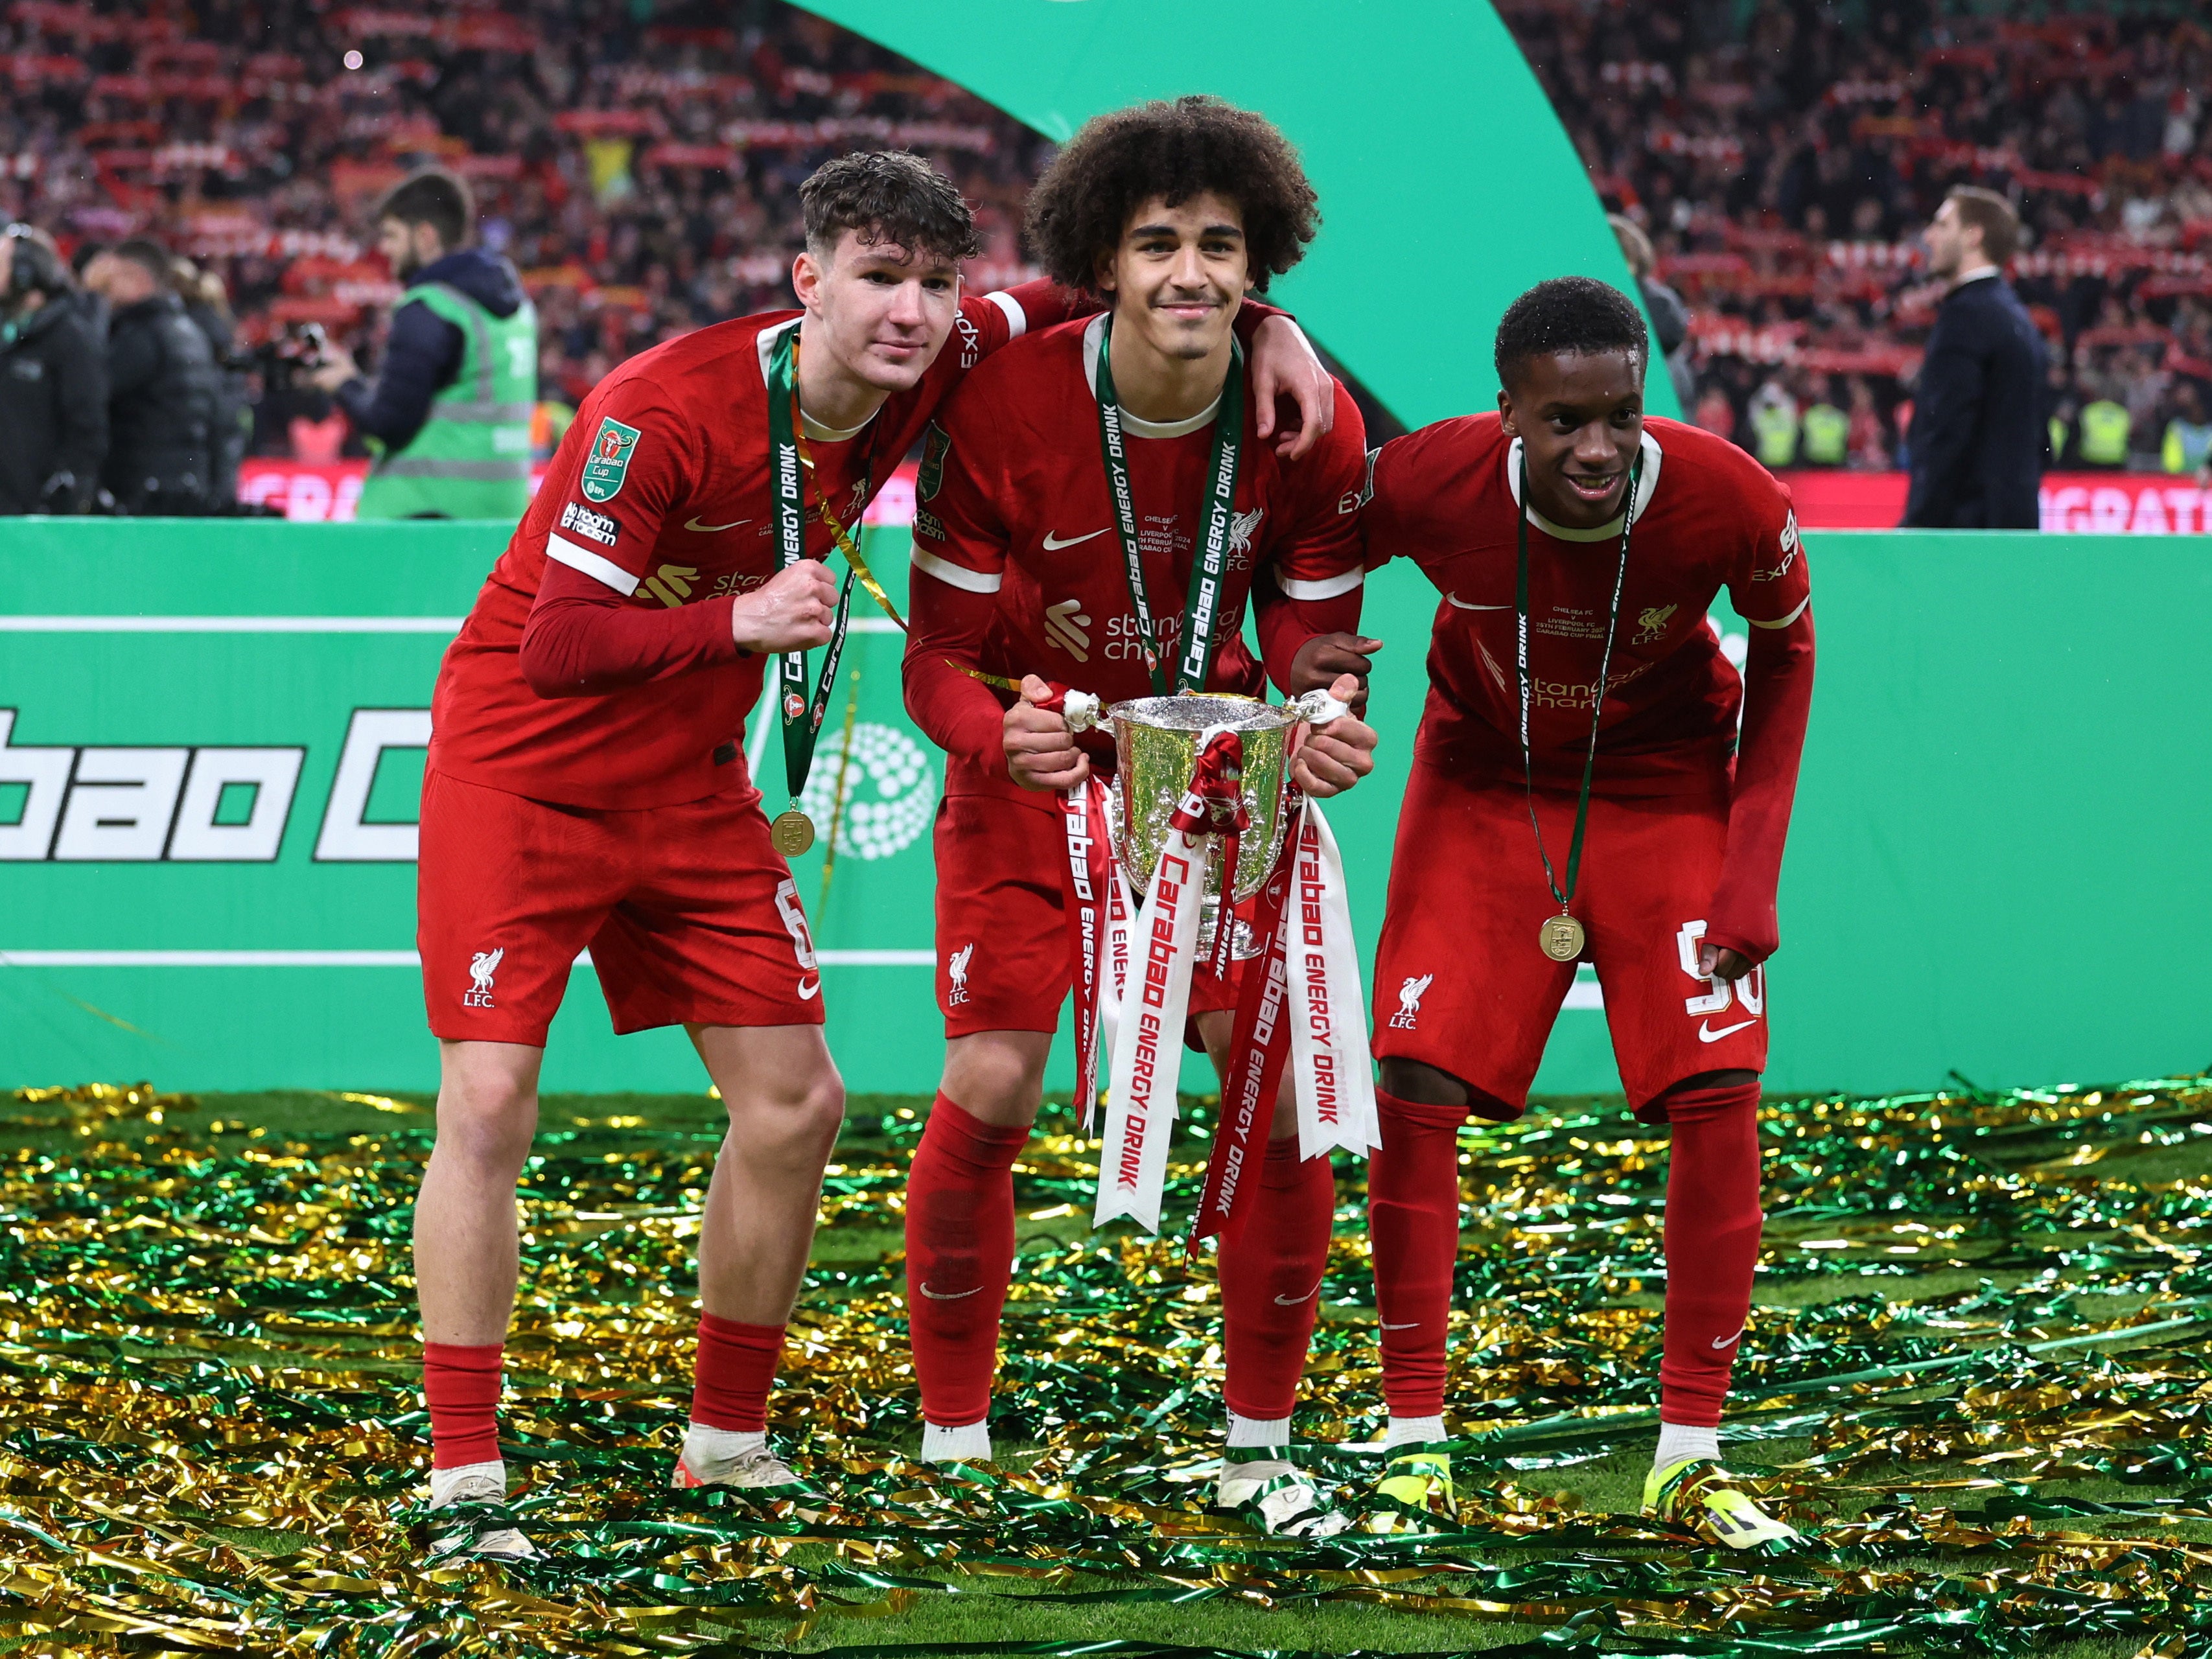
[0,1078,2202,1654]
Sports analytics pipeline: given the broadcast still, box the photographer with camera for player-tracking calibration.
[85,238,220,515]
[312,169,537,520]
[0,224,107,515]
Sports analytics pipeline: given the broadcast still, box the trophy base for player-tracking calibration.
[1198,904,1263,965]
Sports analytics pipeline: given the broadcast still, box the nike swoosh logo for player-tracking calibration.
[1379,1320,1421,1330]
[683,515,751,533]
[918,1283,982,1301]
[1445,593,1511,610]
[1712,1328,1745,1350]
[797,977,821,1001]
[1698,1017,1757,1042]
[1274,1281,1323,1307]
[1042,528,1110,551]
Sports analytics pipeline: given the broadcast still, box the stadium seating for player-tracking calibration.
[1504,0,2211,471]
[2,0,2202,476]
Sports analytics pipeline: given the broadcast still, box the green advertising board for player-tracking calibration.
[5,520,2207,1097]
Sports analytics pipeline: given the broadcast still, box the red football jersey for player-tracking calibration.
[430,288,1056,810]
[1362,413,1811,789]
[907,314,1368,778]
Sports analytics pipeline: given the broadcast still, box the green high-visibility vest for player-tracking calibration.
[2164,419,2212,475]
[1801,402,1849,466]
[2049,413,2068,463]
[356,281,537,520]
[2077,400,2132,468]
[1750,399,1799,469]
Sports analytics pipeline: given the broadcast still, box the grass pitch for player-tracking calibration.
[0,1076,2205,1656]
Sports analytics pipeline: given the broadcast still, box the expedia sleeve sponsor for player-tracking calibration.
[558,501,622,548]
[1338,446,1380,516]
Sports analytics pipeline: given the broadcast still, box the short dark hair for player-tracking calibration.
[1022,96,1318,294]
[1495,276,1649,391]
[798,150,980,264]
[377,168,473,251]
[1946,185,2021,266]
[113,237,172,281]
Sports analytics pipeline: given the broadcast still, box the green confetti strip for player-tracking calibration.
[0,1076,2204,1655]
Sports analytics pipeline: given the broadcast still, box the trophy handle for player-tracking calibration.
[1062,690,1107,733]
[1286,688,1349,726]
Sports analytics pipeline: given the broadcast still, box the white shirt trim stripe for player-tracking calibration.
[984,289,1025,339]
[546,532,641,596]
[1277,568,1366,601]
[911,546,1003,594]
[1745,595,1811,630]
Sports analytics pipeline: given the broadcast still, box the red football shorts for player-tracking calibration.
[933,786,1240,1039]
[417,767,826,1046]
[1371,756,1767,1116]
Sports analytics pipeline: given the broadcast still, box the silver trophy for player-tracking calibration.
[1066,690,1344,956]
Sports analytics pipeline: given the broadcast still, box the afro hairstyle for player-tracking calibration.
[1022,96,1318,294]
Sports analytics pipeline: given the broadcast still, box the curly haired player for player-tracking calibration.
[1338,277,1815,1545]
[900,98,1379,1535]
[409,150,1337,1557]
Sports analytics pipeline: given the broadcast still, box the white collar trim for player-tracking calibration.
[1081,312,1226,439]
[1504,429,1665,541]
[754,315,879,441]
[1951,264,2001,290]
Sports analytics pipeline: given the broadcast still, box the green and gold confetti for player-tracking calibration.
[0,1075,2206,1655]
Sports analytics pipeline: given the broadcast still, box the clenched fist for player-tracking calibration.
[1005,673,1089,791]
[732,559,839,655]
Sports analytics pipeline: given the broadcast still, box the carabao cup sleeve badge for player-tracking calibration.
[581,417,642,503]
[917,421,950,502]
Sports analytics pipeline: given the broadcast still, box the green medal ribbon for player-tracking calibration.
[767,325,869,804]
[1513,448,1642,927]
[1091,316,1244,697]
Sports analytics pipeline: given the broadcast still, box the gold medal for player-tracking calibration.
[1539,912,1585,963]
[769,809,815,857]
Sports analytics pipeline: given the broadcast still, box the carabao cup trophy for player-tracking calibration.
[1108,693,1299,958]
[1056,690,1379,1239]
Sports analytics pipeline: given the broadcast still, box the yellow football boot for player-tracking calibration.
[1362,1443,1456,1535]
[1642,1456,1799,1550]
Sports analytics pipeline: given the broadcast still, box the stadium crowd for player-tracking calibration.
[1,0,2206,487]
[1512,0,2212,474]
[0,0,1052,475]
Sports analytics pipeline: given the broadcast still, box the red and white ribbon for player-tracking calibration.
[1187,792,1375,1250]
[1284,798,1379,1161]
[1095,731,1245,1233]
[1057,774,1115,1127]
[1188,801,1301,1250]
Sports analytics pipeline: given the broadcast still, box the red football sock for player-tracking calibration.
[691,1314,786,1432]
[1220,1135,1336,1422]
[905,1091,1029,1428]
[1368,1090,1469,1419]
[423,1341,504,1469]
[1655,1078,1765,1429]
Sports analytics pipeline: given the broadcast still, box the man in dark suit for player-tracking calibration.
[1902,187,2048,529]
